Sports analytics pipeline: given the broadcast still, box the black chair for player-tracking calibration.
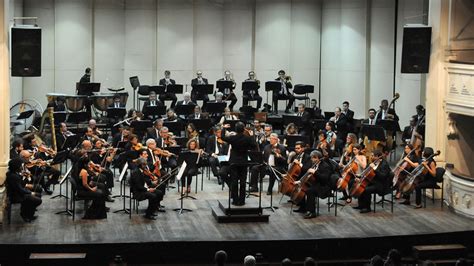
[293,84,314,107]
[374,186,394,213]
[422,167,445,208]
[5,194,21,224]
[69,177,96,221]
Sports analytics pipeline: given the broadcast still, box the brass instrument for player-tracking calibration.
[48,107,57,152]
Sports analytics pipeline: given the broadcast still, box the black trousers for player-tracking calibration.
[134,190,163,216]
[358,183,382,209]
[250,165,282,193]
[181,166,198,187]
[272,92,295,112]
[228,164,248,204]
[224,92,237,111]
[404,178,438,205]
[159,93,177,108]
[20,194,42,219]
[77,183,107,219]
[191,91,209,110]
[299,186,321,214]
[243,94,263,110]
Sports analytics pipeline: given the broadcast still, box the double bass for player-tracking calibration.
[290,162,319,204]
[350,159,381,197]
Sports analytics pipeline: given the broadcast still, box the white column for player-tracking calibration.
[0,0,11,223]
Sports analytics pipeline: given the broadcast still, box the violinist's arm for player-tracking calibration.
[81,169,96,192]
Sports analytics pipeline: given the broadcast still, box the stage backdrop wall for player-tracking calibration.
[10,0,425,126]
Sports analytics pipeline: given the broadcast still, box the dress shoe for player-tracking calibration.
[359,208,372,214]
[284,109,291,114]
[293,208,306,213]
[105,207,110,212]
[249,187,258,193]
[217,177,222,185]
[144,214,156,220]
[236,201,245,206]
[266,191,272,196]
[30,215,38,221]
[157,207,166,213]
[303,212,317,219]
[20,213,31,223]
[106,196,115,202]
[43,187,53,195]
[414,204,422,209]
[399,200,411,205]
[352,206,363,210]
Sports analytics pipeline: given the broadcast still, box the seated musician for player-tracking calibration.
[156,127,178,182]
[191,70,210,108]
[287,141,312,175]
[206,127,230,185]
[46,95,66,112]
[217,70,237,111]
[112,126,130,148]
[393,144,418,199]
[353,149,391,213]
[136,149,166,208]
[329,107,348,154]
[109,94,125,109]
[56,122,75,151]
[339,133,358,166]
[402,116,423,148]
[188,105,208,120]
[19,150,44,195]
[399,147,437,208]
[74,156,107,219]
[283,123,299,146]
[180,139,204,194]
[339,144,367,204]
[130,158,164,220]
[309,99,324,119]
[6,158,42,222]
[88,119,104,138]
[273,70,295,114]
[218,107,238,125]
[376,99,399,123]
[89,139,116,198]
[176,92,196,106]
[158,70,178,108]
[243,71,262,111]
[146,119,163,141]
[324,122,337,155]
[341,101,355,132]
[295,103,312,136]
[292,150,333,219]
[10,138,24,160]
[25,138,60,195]
[142,91,164,118]
[249,133,287,195]
[164,109,180,122]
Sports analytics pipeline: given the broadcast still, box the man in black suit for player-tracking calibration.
[112,126,130,147]
[243,71,263,110]
[176,92,196,106]
[402,116,423,145]
[6,158,42,222]
[109,95,125,109]
[142,91,164,119]
[146,119,163,141]
[375,99,399,123]
[158,70,178,108]
[330,107,348,153]
[273,70,295,114]
[130,158,163,220]
[155,127,178,182]
[309,99,324,119]
[216,70,237,111]
[354,150,391,213]
[295,103,312,136]
[220,122,257,205]
[187,105,208,120]
[10,139,24,160]
[79,67,91,83]
[249,133,287,195]
[191,70,210,108]
[206,127,230,185]
[342,101,355,132]
[293,150,333,219]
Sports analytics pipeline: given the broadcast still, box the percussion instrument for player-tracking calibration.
[64,95,87,112]
[90,93,115,111]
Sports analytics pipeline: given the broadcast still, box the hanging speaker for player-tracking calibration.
[11,27,42,77]
[401,26,432,74]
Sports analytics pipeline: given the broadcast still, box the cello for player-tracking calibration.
[280,160,301,196]
[337,156,358,191]
[399,150,440,194]
[350,158,381,197]
[290,162,319,204]
[392,148,415,187]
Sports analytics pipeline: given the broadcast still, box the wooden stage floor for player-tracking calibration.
[1,173,473,246]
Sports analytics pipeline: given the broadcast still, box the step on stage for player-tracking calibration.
[1,177,473,265]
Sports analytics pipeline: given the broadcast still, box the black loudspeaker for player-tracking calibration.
[401,26,432,74]
[11,27,42,77]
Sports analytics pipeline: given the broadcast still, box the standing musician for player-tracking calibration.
[217,70,237,111]
[295,103,312,136]
[79,67,91,84]
[206,127,230,185]
[292,150,333,219]
[414,105,426,139]
[130,157,164,220]
[353,150,391,213]
[74,156,107,219]
[329,107,348,153]
[376,99,399,122]
[220,122,257,206]
[402,116,424,150]
[273,70,295,114]
[243,71,263,110]
[399,147,437,209]
[6,158,42,222]
[191,70,210,108]
[249,133,287,195]
[342,101,355,132]
[159,70,178,108]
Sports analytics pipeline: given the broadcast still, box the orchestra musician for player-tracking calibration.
[112,126,130,148]
[324,122,337,155]
[217,70,237,111]
[176,92,196,106]
[402,116,423,147]
[218,107,238,125]
[186,123,205,148]
[353,150,391,213]
[220,122,257,206]
[191,70,210,109]
[142,91,164,118]
[146,119,163,141]
[88,119,104,137]
[10,138,24,160]
[287,141,312,178]
[206,127,230,185]
[46,95,66,112]
[56,122,74,151]
[243,71,263,110]
[272,70,295,114]
[158,70,178,108]
[249,133,287,195]
[181,138,204,194]
[329,107,348,153]
[339,144,367,204]
[282,123,299,147]
[6,158,42,222]
[109,94,125,109]
[292,150,333,219]
[309,99,324,119]
[89,140,116,199]
[188,105,208,120]
[295,103,311,136]
[74,156,107,219]
[130,157,164,220]
[342,101,355,132]
[79,67,91,84]
[399,147,437,209]
[376,99,399,123]
[393,144,419,199]
[156,127,178,183]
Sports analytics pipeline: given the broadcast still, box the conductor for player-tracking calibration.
[220,122,257,206]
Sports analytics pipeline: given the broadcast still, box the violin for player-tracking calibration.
[152,147,175,158]
[132,143,143,151]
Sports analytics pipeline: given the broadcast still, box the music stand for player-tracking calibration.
[163,121,184,136]
[166,84,183,94]
[114,162,130,214]
[324,112,335,120]
[53,111,67,124]
[192,84,213,101]
[223,119,240,131]
[16,110,34,131]
[283,115,303,127]
[54,166,73,216]
[149,85,165,95]
[206,102,226,115]
[378,119,401,133]
[175,104,195,117]
[76,82,100,96]
[62,134,80,151]
[165,146,182,156]
[216,80,234,94]
[143,105,166,120]
[242,81,259,93]
[174,151,199,214]
[284,135,309,149]
[130,120,153,138]
[107,107,126,119]
[188,119,211,133]
[265,81,281,106]
[361,125,386,141]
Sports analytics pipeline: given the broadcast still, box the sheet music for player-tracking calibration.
[176,161,187,181]
[119,162,128,182]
